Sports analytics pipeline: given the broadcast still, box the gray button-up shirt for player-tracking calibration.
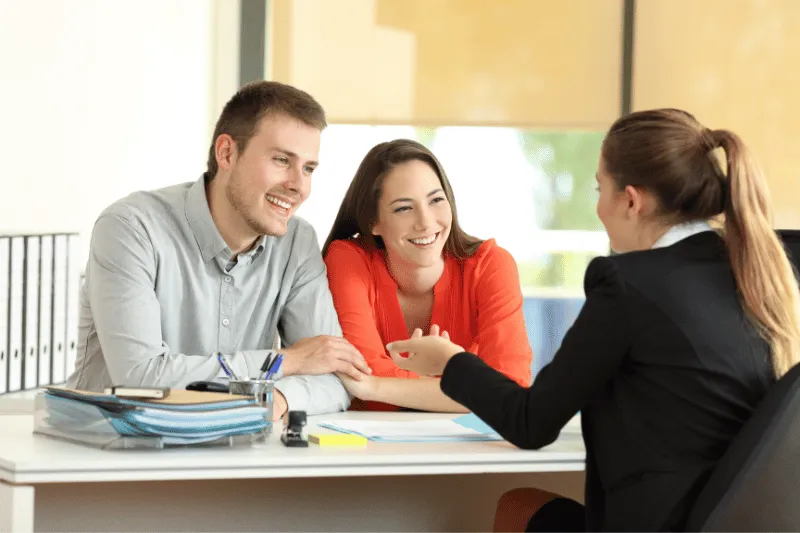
[67,176,350,415]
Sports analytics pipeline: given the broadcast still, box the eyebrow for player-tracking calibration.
[271,147,318,167]
[390,188,444,205]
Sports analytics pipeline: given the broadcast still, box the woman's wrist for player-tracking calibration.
[364,374,383,402]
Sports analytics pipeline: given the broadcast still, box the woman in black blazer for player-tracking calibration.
[386,109,800,532]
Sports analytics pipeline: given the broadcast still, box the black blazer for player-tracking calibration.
[441,231,778,532]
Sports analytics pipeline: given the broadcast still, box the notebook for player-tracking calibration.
[45,386,255,410]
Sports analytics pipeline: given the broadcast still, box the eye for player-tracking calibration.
[303,165,316,175]
[393,205,411,213]
[431,196,446,205]
[273,156,289,166]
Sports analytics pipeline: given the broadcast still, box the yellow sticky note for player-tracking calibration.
[308,433,368,447]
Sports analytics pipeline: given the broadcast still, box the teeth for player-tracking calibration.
[266,195,292,209]
[409,233,437,245]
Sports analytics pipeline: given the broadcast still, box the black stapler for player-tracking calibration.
[185,381,230,393]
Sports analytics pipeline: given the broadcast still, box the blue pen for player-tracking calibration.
[216,352,239,380]
[266,354,283,380]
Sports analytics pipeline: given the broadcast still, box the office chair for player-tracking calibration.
[684,362,800,531]
[778,229,800,265]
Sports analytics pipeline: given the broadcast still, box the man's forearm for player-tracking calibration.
[274,373,350,415]
[98,345,270,388]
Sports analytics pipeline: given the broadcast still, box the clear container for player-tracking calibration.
[228,379,275,438]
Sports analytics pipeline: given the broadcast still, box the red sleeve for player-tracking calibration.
[472,243,533,387]
[325,241,418,379]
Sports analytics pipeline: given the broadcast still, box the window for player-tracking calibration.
[299,124,607,291]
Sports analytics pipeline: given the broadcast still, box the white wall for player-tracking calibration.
[0,0,239,268]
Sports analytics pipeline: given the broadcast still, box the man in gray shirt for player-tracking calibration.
[67,81,371,419]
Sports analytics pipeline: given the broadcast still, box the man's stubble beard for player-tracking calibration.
[225,171,277,237]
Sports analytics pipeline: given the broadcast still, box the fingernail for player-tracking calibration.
[386,343,393,350]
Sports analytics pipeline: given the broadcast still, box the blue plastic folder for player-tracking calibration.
[318,413,502,443]
[41,387,271,445]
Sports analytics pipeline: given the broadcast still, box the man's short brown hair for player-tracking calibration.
[206,81,327,177]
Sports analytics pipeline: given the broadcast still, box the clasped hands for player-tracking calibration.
[335,325,464,401]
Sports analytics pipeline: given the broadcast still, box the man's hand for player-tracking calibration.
[281,336,372,380]
[272,389,288,421]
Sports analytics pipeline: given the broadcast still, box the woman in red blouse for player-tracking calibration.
[322,139,532,411]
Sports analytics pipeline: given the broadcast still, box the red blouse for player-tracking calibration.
[325,238,533,410]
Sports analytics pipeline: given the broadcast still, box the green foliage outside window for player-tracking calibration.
[413,127,606,291]
[516,131,605,290]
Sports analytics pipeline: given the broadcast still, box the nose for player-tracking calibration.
[284,164,309,197]
[413,205,435,232]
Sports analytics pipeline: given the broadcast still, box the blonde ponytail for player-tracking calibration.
[713,129,800,377]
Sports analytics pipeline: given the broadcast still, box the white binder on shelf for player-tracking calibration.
[0,236,10,394]
[65,234,80,381]
[51,234,68,384]
[38,235,54,387]
[8,236,25,392]
[23,236,40,390]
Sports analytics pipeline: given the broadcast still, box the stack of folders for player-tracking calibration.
[35,387,271,448]
[0,232,81,395]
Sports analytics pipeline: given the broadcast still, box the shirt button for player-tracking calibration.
[224,276,232,283]
[222,318,230,327]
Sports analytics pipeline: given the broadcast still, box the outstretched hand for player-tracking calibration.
[387,325,464,376]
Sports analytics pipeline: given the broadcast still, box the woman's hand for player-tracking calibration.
[387,325,464,376]
[336,372,379,401]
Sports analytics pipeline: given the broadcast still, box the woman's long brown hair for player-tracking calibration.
[322,139,483,259]
[603,109,800,377]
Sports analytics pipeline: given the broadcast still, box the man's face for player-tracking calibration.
[224,113,321,237]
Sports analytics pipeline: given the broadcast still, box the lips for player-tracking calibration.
[408,232,439,246]
[266,194,293,209]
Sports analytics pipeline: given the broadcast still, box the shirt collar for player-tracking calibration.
[652,220,714,249]
[185,174,229,262]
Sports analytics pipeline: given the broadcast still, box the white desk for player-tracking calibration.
[0,412,585,532]
[0,387,56,415]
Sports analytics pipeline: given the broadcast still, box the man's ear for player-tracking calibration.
[214,134,238,171]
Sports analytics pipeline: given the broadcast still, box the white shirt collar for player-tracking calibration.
[651,220,714,249]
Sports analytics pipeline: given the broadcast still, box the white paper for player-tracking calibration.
[320,418,500,441]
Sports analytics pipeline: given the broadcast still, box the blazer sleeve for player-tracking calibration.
[473,244,533,386]
[441,256,631,449]
[325,241,418,379]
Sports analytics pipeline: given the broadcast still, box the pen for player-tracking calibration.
[266,353,283,380]
[260,354,274,380]
[216,352,239,380]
